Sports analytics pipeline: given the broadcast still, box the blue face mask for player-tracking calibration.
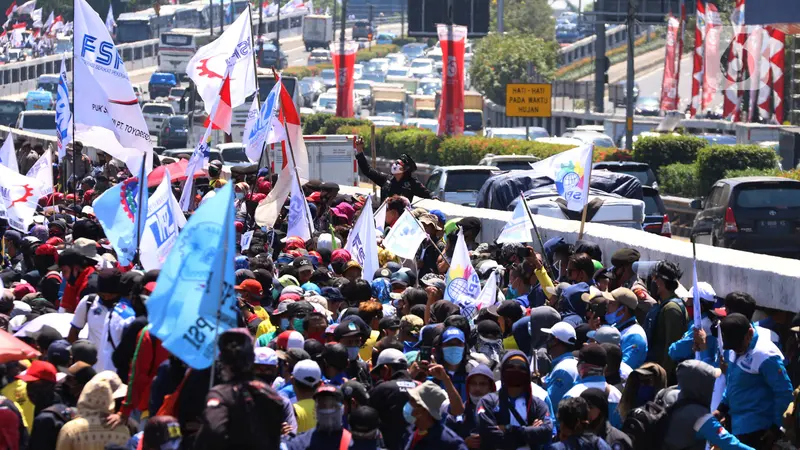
[346,346,360,361]
[605,308,624,325]
[507,286,519,299]
[402,402,416,425]
[280,318,290,330]
[442,346,464,365]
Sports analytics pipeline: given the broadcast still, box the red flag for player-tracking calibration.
[5,2,16,18]
[722,0,746,121]
[690,0,706,118]
[659,16,680,111]
[204,74,233,133]
[11,22,26,29]
[701,2,721,112]
[770,28,786,124]
[437,24,467,136]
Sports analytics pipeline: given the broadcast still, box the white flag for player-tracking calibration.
[254,164,293,227]
[31,8,42,27]
[529,143,594,212]
[286,172,314,241]
[265,2,278,16]
[496,198,533,243]
[25,149,53,195]
[240,230,254,250]
[140,171,187,271]
[444,229,481,302]
[105,4,115,33]
[73,0,152,175]
[179,124,214,211]
[345,196,379,282]
[56,54,72,159]
[374,200,387,232]
[383,210,426,260]
[16,0,36,15]
[242,98,260,159]
[187,9,256,115]
[0,164,44,232]
[0,135,19,173]
[244,81,285,163]
[43,11,53,31]
[455,268,500,323]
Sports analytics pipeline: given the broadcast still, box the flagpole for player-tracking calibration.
[577,204,588,239]
[270,67,312,238]
[519,193,556,281]
[247,5,272,177]
[134,153,147,267]
[70,42,76,205]
[405,206,449,265]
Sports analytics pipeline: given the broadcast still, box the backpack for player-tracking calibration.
[621,398,704,450]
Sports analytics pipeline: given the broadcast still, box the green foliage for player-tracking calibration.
[283,66,323,79]
[696,145,779,193]
[469,33,559,105]
[355,44,399,63]
[436,136,572,165]
[659,163,700,198]
[503,0,556,41]
[391,37,418,47]
[301,113,334,135]
[631,135,709,175]
[301,113,371,135]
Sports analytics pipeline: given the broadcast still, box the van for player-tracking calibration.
[16,111,57,137]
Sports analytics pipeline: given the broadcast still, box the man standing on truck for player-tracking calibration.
[355,137,433,203]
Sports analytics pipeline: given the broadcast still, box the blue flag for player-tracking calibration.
[92,168,148,266]
[146,183,237,369]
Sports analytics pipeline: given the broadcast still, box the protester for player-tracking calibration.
[549,397,612,450]
[355,139,433,203]
[402,381,467,449]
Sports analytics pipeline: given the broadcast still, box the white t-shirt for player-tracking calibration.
[70,295,136,372]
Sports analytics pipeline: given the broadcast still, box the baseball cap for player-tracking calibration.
[254,347,278,366]
[587,325,621,345]
[342,383,371,409]
[581,286,613,304]
[390,271,410,288]
[688,281,717,303]
[46,339,72,369]
[334,321,362,339]
[577,343,608,367]
[292,360,322,388]
[541,321,577,345]
[293,256,314,273]
[235,279,263,295]
[321,287,345,303]
[378,316,400,332]
[17,360,58,383]
[442,327,465,344]
[313,384,344,403]
[610,287,638,310]
[70,339,98,365]
[373,267,393,280]
[372,348,407,371]
[420,273,445,291]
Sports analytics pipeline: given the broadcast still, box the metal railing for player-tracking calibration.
[558,24,646,67]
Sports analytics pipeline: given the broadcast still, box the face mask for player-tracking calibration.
[442,347,464,365]
[293,318,305,334]
[506,286,519,299]
[391,163,404,175]
[605,308,624,325]
[235,192,245,200]
[469,394,485,404]
[402,402,416,425]
[316,405,344,431]
[503,370,530,388]
[346,346,360,361]
[637,385,655,406]
[280,318,290,330]
[308,331,325,344]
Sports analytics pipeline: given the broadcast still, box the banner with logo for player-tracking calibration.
[344,195,379,282]
[331,41,359,118]
[25,149,53,195]
[445,229,481,302]
[140,171,187,271]
[530,143,594,212]
[702,3,722,112]
[660,16,681,111]
[437,24,467,136]
[0,163,45,232]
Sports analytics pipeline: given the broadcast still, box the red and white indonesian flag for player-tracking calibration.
[204,73,233,133]
[15,0,36,16]
[73,0,152,175]
[187,9,255,117]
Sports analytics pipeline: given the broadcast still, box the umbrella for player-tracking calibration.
[0,329,41,364]
[147,159,208,188]
[14,313,89,340]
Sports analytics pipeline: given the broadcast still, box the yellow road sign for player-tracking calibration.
[505,83,552,118]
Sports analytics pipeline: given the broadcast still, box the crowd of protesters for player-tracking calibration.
[0,140,800,450]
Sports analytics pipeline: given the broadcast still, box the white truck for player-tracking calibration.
[268,135,359,186]
[303,15,334,51]
[371,85,407,124]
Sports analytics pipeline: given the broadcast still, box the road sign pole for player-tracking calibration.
[625,1,635,150]
[594,22,606,113]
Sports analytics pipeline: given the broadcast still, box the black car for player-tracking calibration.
[159,115,190,149]
[691,177,800,257]
[635,96,661,116]
[0,100,24,127]
[259,43,288,69]
[642,186,671,237]
[352,20,373,41]
[592,161,658,189]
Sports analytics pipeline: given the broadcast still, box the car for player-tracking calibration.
[366,116,400,128]
[260,43,288,69]
[0,100,24,127]
[561,130,616,148]
[697,133,737,146]
[691,177,800,257]
[352,20,373,40]
[376,32,395,45]
[308,48,331,66]
[642,186,672,237]
[353,64,364,80]
[148,72,178,99]
[402,43,428,59]
[478,154,542,171]
[15,110,57,136]
[413,118,438,132]
[425,166,500,206]
[367,58,390,74]
[535,137,584,148]
[298,79,320,107]
[362,72,386,83]
[409,58,434,79]
[485,127,529,141]
[314,93,337,113]
[141,102,175,135]
[353,80,374,106]
[24,89,55,111]
[162,148,223,164]
[418,77,441,96]
[215,143,251,167]
[519,188,646,229]
[167,86,188,112]
[159,114,190,149]
[613,80,640,106]
[321,69,337,89]
[592,161,658,189]
[387,66,411,78]
[133,86,144,105]
[386,53,407,67]
[635,96,661,116]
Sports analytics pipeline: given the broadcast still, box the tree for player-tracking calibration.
[469,32,559,105]
[503,0,555,41]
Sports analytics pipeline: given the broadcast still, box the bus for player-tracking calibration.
[116,10,170,43]
[158,28,215,75]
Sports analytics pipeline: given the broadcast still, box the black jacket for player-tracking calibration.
[356,153,433,203]
[477,390,553,450]
[400,422,468,450]
[368,371,419,450]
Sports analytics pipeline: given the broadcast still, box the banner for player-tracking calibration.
[330,41,359,118]
[0,134,19,173]
[530,143,594,212]
[690,0,707,118]
[769,28,786,124]
[93,167,149,266]
[56,54,72,159]
[140,171,187,271]
[0,164,44,232]
[702,3,722,112]
[496,199,533,243]
[187,8,255,116]
[382,210,426,260]
[660,16,681,111]
[722,0,746,121]
[147,183,237,370]
[74,0,152,175]
[344,196,379,282]
[25,149,53,195]
[444,229,481,302]
[437,24,467,136]
[746,27,768,122]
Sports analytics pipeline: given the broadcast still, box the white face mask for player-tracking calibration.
[391,163,404,175]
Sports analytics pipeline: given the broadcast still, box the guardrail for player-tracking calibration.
[558,24,647,67]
